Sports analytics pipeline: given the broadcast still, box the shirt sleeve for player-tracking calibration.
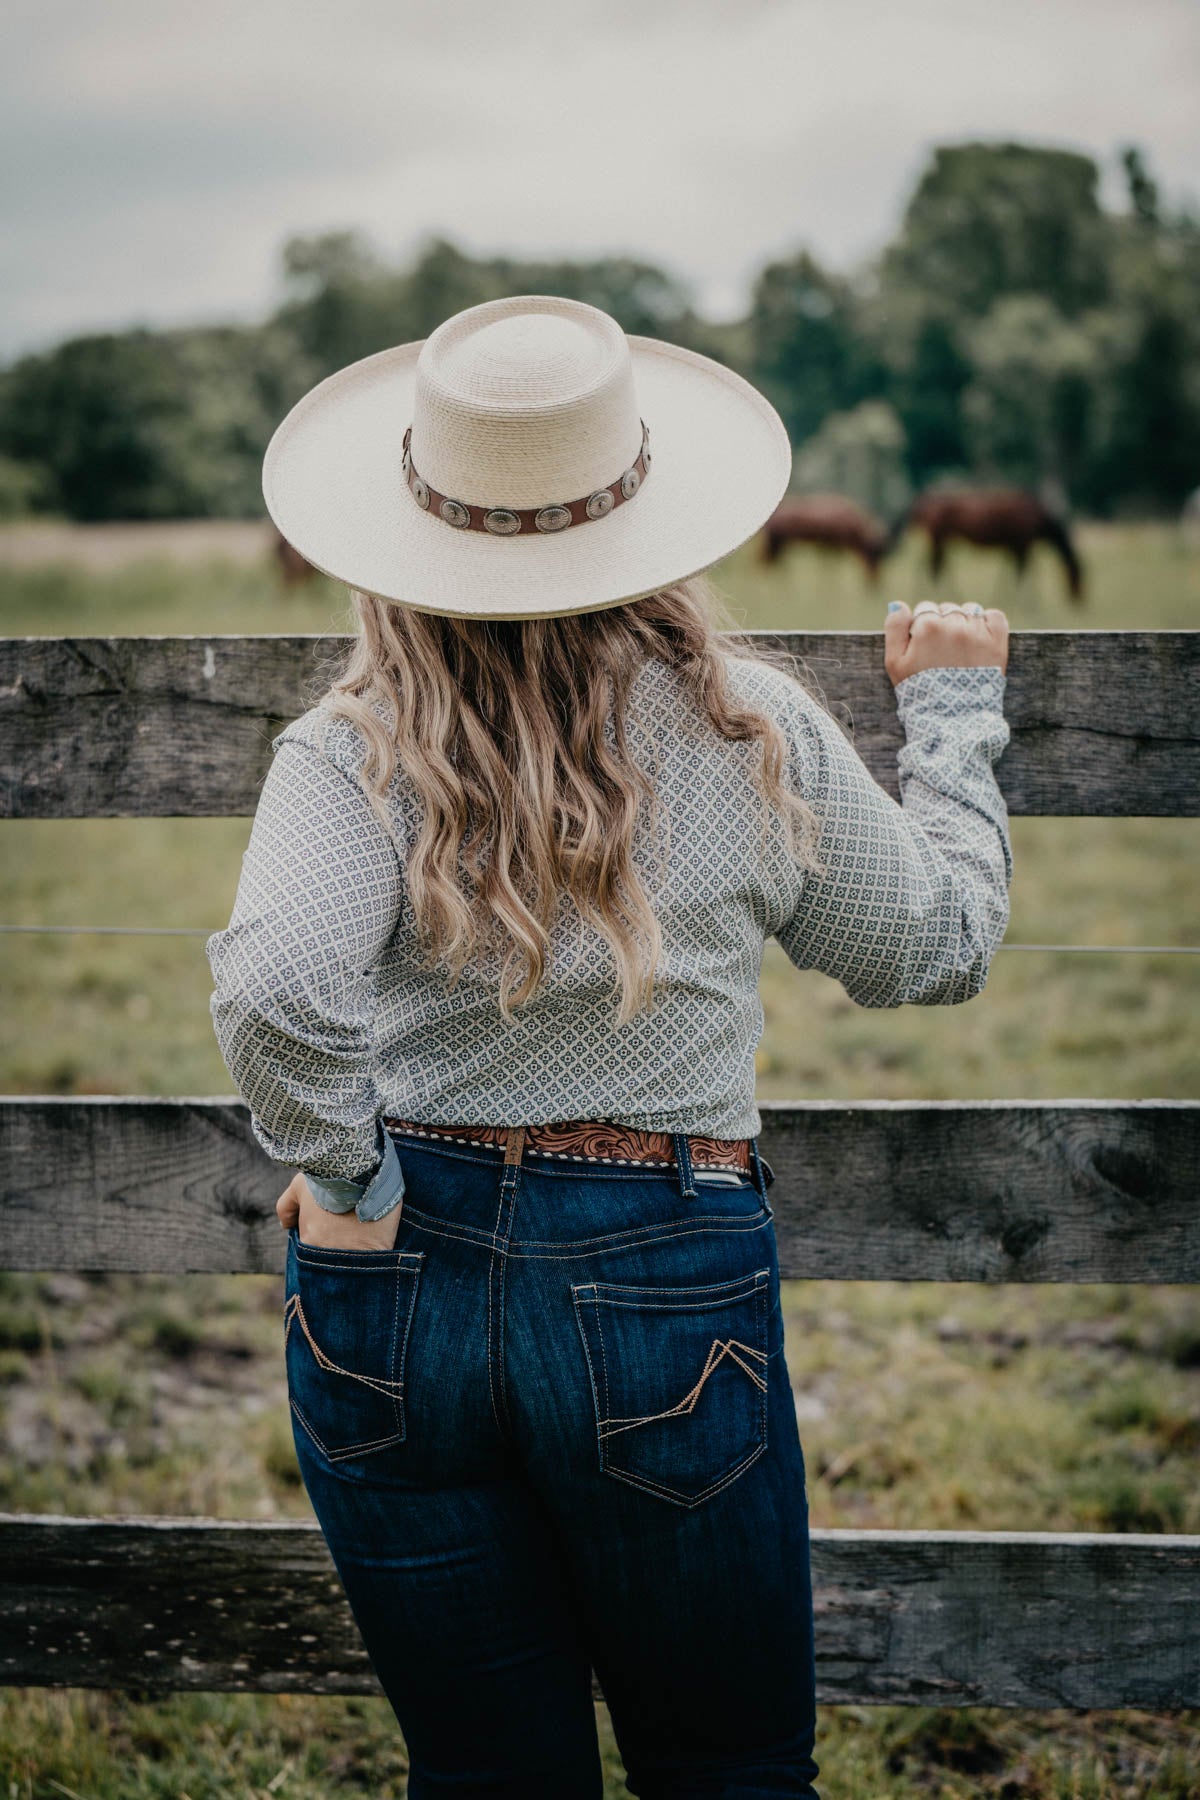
[205,712,409,1221]
[773,664,1013,1007]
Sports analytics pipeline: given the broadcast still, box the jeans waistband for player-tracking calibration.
[381,1116,773,1203]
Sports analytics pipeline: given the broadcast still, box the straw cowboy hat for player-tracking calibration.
[262,293,792,620]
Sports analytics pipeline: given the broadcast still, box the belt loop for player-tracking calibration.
[672,1132,697,1201]
[501,1125,526,1197]
[504,1125,526,1169]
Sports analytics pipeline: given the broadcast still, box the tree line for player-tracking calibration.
[1,140,1197,523]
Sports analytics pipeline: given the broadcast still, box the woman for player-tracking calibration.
[207,294,1012,1799]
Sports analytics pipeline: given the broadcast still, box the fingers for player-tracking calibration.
[885,597,1009,683]
[276,1173,303,1231]
[884,599,913,656]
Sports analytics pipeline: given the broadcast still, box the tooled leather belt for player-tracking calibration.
[380,1115,753,1174]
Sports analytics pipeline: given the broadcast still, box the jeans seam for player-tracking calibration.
[601,1441,769,1509]
[486,1182,504,1438]
[289,1395,406,1462]
[577,1270,769,1306]
[292,1248,424,1273]
[571,1288,606,1474]
[398,1206,771,1258]
[486,1160,521,1440]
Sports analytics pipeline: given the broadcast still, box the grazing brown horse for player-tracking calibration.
[759,494,890,580]
[273,527,318,587]
[889,488,1084,601]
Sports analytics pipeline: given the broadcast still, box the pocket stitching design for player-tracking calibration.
[597,1333,768,1439]
[579,1270,769,1305]
[292,1244,425,1273]
[572,1269,770,1509]
[289,1396,408,1463]
[602,1440,768,1509]
[285,1250,424,1463]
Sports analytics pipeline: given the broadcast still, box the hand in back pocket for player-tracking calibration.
[284,1231,424,1479]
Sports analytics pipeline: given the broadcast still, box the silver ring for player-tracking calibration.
[964,602,985,616]
[912,600,940,617]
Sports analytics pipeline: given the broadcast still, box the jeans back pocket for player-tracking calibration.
[284,1230,424,1471]
[572,1266,770,1508]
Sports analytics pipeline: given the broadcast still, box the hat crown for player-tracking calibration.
[411,296,644,511]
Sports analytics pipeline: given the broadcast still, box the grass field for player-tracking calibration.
[0,520,1197,1797]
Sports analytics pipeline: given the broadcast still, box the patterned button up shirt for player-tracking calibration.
[206,657,1012,1215]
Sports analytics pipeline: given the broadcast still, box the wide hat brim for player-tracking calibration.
[262,334,792,620]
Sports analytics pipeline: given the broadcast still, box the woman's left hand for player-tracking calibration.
[275,1173,402,1251]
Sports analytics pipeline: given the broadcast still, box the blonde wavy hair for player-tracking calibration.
[313,572,826,1022]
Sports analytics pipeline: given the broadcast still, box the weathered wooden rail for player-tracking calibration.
[2,630,1198,816]
[1,1097,1196,1283]
[1,629,1198,1709]
[1,1518,1195,1709]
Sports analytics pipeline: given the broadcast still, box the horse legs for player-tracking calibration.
[928,532,946,583]
[929,532,967,602]
[1015,542,1048,613]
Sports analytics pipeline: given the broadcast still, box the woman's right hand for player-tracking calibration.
[884,600,1009,688]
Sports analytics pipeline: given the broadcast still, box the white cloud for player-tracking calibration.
[2,0,1198,357]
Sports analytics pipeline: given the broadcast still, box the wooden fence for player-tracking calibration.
[1,629,1198,1709]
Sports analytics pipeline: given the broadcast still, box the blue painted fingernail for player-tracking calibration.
[886,601,902,614]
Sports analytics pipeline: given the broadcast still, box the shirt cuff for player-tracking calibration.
[893,663,1007,715]
[302,1122,406,1224]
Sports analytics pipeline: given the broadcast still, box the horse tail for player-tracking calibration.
[1042,514,1085,602]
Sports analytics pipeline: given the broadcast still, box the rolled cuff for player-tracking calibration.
[303,1122,406,1223]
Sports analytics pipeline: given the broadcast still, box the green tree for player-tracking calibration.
[747,250,883,445]
[0,332,186,518]
[892,312,971,483]
[790,400,910,518]
[882,142,1110,320]
[962,295,1099,492]
[0,320,312,519]
[1121,145,1160,228]
[276,230,419,375]
[275,233,698,379]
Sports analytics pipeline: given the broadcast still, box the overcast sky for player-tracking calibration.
[4,0,1199,362]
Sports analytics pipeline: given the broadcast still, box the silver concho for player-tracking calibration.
[534,505,572,533]
[642,439,652,470]
[620,466,641,500]
[585,489,615,520]
[401,444,412,477]
[484,508,522,536]
[412,476,430,509]
[440,498,471,529]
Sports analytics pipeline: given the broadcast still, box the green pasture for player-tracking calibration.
[0,521,1197,1797]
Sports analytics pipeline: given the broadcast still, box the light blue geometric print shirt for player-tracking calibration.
[206,657,1012,1221]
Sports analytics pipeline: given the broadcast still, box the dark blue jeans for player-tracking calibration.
[283,1129,820,1799]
